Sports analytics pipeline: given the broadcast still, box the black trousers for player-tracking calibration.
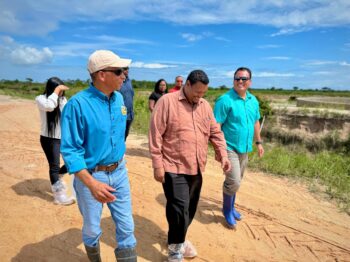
[40,136,64,185]
[162,171,203,244]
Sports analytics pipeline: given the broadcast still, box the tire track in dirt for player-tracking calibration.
[199,195,350,262]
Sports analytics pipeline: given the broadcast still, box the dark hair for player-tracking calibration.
[43,77,64,137]
[154,79,168,94]
[234,67,252,79]
[186,70,209,85]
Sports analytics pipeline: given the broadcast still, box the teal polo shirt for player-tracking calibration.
[214,89,260,153]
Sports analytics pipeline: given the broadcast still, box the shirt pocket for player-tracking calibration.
[197,117,211,137]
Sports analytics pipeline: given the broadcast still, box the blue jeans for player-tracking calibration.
[223,150,248,195]
[74,160,136,249]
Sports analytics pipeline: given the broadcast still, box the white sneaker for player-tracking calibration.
[183,240,197,258]
[52,181,75,206]
[168,243,184,262]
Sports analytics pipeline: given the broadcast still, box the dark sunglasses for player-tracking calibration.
[100,68,124,76]
[234,77,250,82]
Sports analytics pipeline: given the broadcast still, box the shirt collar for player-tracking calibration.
[89,83,116,102]
[231,88,252,100]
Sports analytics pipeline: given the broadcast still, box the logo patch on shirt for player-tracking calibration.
[121,106,127,115]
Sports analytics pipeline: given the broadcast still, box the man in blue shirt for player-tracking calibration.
[61,50,137,261]
[214,67,264,229]
[119,67,134,140]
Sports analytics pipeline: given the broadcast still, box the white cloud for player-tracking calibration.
[312,71,332,75]
[303,60,350,68]
[304,60,337,66]
[339,61,350,66]
[10,46,53,65]
[255,72,295,77]
[0,36,53,65]
[264,56,291,60]
[181,33,203,42]
[131,62,177,69]
[257,44,281,49]
[214,36,231,42]
[181,32,212,42]
[270,27,311,37]
[49,34,155,58]
[2,1,349,36]
[94,35,154,45]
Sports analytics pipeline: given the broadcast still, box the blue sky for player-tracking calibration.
[0,1,350,90]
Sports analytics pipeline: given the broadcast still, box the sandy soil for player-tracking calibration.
[0,95,349,262]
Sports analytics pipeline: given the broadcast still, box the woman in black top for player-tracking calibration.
[149,79,167,112]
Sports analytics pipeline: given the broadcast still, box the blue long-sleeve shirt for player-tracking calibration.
[119,77,134,120]
[60,84,127,173]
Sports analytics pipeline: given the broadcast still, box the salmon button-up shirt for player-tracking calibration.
[149,88,228,175]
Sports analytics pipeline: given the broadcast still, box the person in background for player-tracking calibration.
[61,50,137,262]
[119,66,134,140]
[36,77,75,206]
[168,75,183,93]
[214,67,264,229]
[148,78,168,112]
[149,70,231,262]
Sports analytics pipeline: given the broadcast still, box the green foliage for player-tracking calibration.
[254,94,273,117]
[249,145,350,213]
[250,88,350,97]
[132,91,152,135]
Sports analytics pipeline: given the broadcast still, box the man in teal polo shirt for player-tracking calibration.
[214,67,264,229]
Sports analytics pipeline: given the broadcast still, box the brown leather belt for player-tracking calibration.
[94,160,122,172]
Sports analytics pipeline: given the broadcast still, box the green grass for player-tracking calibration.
[249,144,350,213]
[132,91,152,135]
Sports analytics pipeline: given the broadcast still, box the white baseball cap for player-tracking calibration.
[87,50,132,74]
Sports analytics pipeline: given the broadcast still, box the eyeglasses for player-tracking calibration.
[176,80,183,83]
[100,68,124,76]
[234,77,250,82]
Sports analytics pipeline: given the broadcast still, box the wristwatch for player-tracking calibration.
[255,141,263,145]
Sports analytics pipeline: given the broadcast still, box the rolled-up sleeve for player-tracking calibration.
[35,93,59,112]
[148,97,168,169]
[60,99,87,174]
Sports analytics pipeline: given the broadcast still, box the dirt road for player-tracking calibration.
[0,95,349,261]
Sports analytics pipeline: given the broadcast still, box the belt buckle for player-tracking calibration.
[106,163,117,172]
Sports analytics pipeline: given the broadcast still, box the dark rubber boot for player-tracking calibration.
[115,247,137,262]
[232,193,242,221]
[84,243,102,262]
[223,193,236,229]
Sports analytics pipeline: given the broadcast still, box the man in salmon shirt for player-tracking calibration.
[149,69,231,262]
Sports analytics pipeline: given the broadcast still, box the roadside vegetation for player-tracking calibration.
[1,79,349,213]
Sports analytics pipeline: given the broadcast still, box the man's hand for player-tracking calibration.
[153,167,165,183]
[257,144,264,158]
[75,169,116,203]
[221,157,231,173]
[88,179,116,203]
